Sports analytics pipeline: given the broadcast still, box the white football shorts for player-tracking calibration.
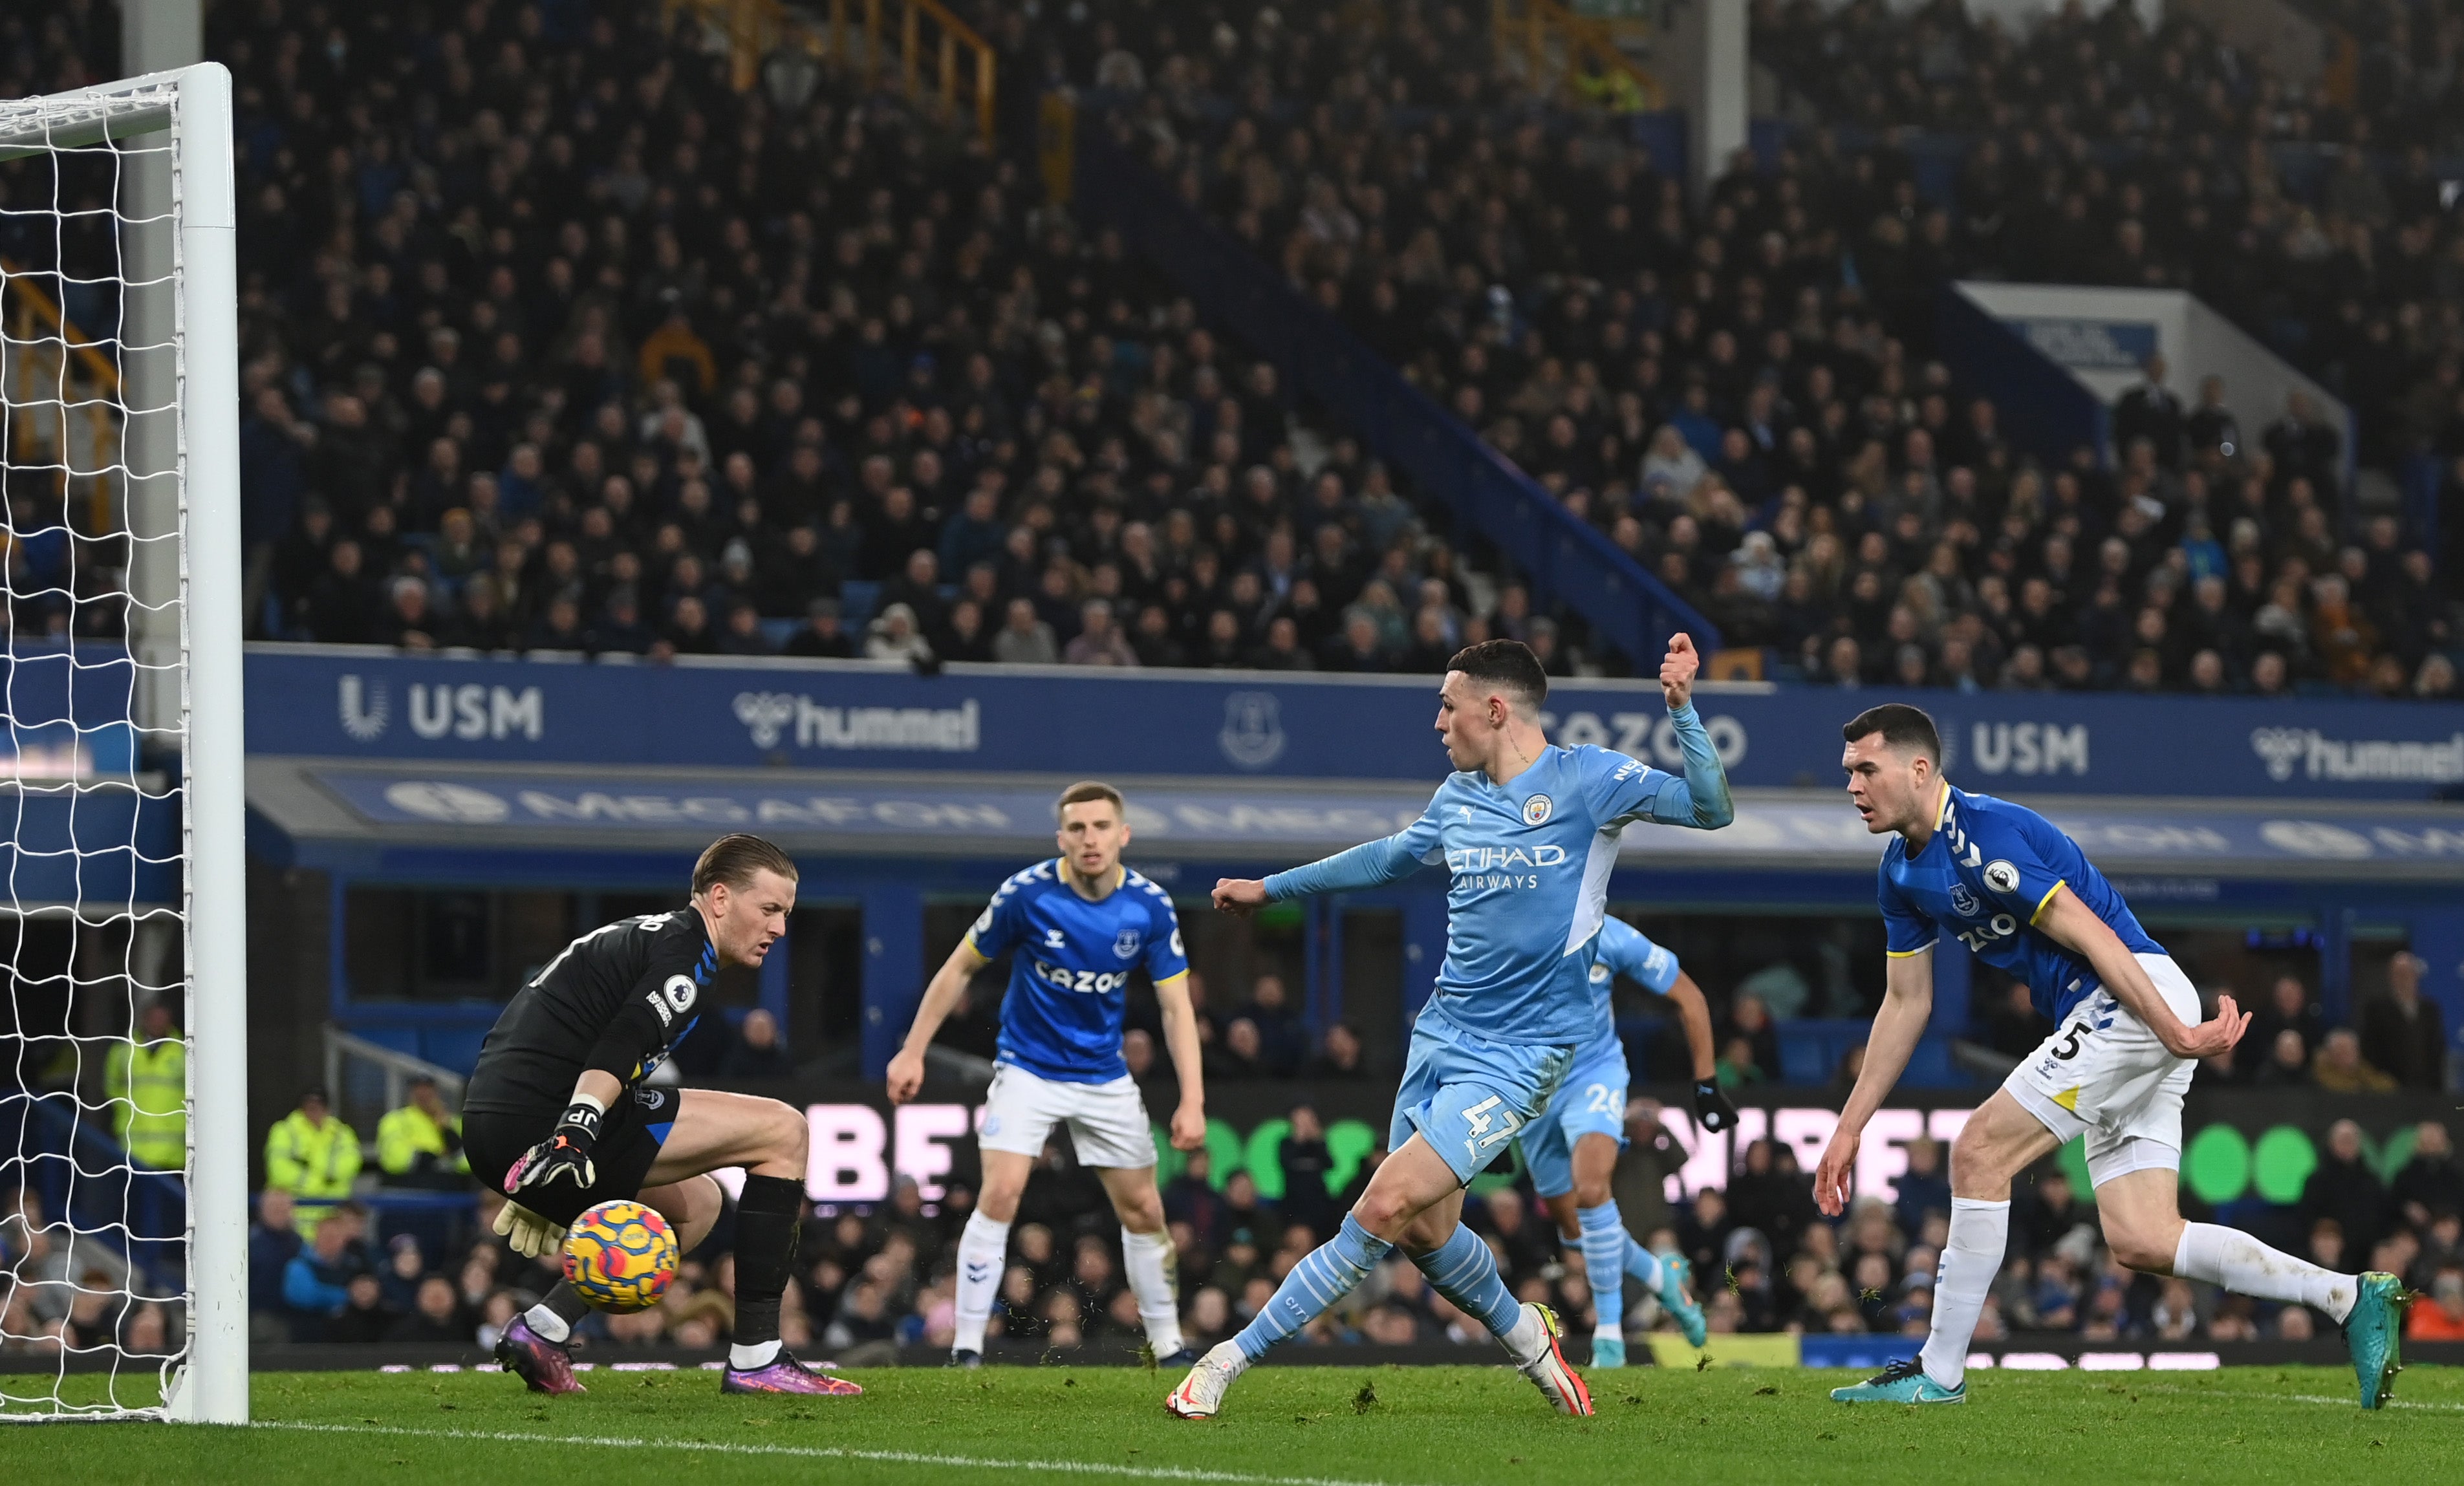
[2003,951,2201,1190]
[976,1061,1159,1170]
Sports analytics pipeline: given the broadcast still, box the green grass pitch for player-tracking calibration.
[8,1364,2457,1485]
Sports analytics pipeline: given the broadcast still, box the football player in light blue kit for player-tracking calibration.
[1168,636,1733,1419]
[1518,915,1729,1365]
[887,781,1208,1368]
[1815,704,2410,1410]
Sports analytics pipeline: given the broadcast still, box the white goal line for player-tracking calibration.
[254,1420,1439,1486]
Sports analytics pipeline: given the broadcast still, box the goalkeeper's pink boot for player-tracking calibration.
[495,1316,585,1395]
[720,1350,864,1395]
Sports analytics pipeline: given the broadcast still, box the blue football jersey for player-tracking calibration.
[1264,716,1730,1046]
[966,860,1189,1083]
[1584,916,1681,1048]
[1877,782,2163,1023]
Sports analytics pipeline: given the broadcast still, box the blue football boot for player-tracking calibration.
[1657,1253,1707,1349]
[2346,1271,2412,1410]
[1830,1357,1965,1405]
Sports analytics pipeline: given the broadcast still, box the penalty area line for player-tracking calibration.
[253,1419,1440,1486]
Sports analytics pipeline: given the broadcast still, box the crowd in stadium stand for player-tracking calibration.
[1050,3,2459,694]
[13,0,2425,694]
[1753,0,2464,468]
[198,1,1539,678]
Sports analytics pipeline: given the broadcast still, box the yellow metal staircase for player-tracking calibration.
[1492,0,1666,113]
[665,0,995,141]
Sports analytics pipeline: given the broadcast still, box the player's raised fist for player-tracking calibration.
[885,1046,926,1104]
[1212,878,1268,916]
[1659,631,1700,709]
[1170,1101,1208,1151]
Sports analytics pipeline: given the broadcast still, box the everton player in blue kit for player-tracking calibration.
[1518,915,1727,1366]
[1815,705,2410,1410]
[1170,637,1733,1419]
[886,781,1205,1368]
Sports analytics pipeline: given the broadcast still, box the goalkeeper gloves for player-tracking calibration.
[1692,1079,1739,1133]
[504,1097,603,1198]
[493,1198,567,1260]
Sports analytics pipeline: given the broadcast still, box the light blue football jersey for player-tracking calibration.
[1264,707,1731,1046]
[1584,916,1681,1050]
[1878,782,2162,1023]
[966,860,1189,1083]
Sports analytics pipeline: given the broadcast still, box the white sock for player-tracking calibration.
[1501,1299,1548,1364]
[953,1210,1011,1353]
[522,1302,570,1344]
[728,1339,781,1368]
[1919,1197,2009,1390]
[1121,1225,1185,1355]
[2173,1222,2357,1323]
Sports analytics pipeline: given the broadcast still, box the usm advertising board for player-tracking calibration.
[246,647,2464,801]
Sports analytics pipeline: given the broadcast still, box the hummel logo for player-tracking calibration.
[965,1262,995,1282]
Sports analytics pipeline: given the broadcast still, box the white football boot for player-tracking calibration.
[1506,1302,1595,1416]
[1164,1341,1250,1419]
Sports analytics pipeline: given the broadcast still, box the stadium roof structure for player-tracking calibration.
[246,758,2464,888]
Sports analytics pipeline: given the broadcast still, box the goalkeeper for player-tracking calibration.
[462,834,856,1398]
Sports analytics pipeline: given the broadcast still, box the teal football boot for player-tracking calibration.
[1658,1253,1707,1349]
[1590,1335,1626,1368]
[2346,1271,2412,1409]
[1830,1358,1965,1405]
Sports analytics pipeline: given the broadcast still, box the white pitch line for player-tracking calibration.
[2139,1386,2464,1414]
[253,1419,1439,1486]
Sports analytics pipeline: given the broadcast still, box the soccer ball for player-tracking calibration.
[561,1199,679,1314]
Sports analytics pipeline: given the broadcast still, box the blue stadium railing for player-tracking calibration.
[1068,122,1718,671]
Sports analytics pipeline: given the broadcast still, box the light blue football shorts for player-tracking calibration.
[1517,1033,1631,1200]
[1390,1007,1577,1185]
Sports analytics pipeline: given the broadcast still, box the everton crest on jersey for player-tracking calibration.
[1877,782,2162,1022]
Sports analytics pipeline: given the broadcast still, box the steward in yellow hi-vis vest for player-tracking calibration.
[376,1075,469,1190]
[105,1002,186,1172]
[264,1088,362,1237]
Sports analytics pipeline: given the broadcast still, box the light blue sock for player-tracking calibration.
[1411,1222,1522,1338]
[1623,1233,1665,1291]
[1576,1203,1630,1331]
[1231,1214,1392,1362]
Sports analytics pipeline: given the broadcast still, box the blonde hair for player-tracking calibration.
[692,834,798,896]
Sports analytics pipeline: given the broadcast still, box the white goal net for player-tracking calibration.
[0,66,246,1423]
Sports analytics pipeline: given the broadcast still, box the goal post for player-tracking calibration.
[0,62,246,1424]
